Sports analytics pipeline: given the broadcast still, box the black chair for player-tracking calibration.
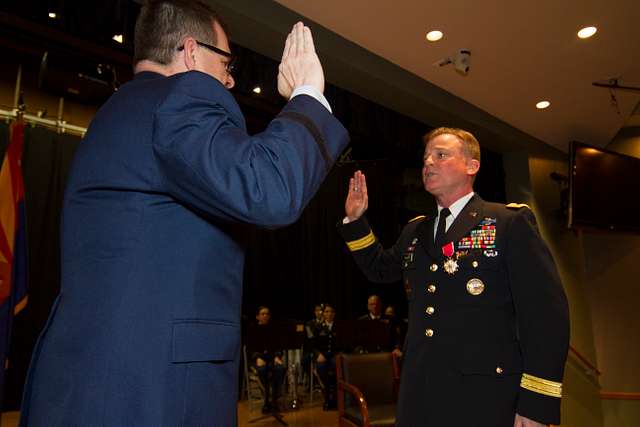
[336,352,399,427]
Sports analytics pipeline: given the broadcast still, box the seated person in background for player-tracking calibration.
[303,304,325,384]
[306,303,325,337]
[249,306,286,414]
[312,303,338,410]
[356,295,402,356]
[358,294,383,321]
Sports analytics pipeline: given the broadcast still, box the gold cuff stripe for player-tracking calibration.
[520,373,562,398]
[346,231,376,252]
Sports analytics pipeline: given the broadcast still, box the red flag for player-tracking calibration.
[0,120,27,310]
[0,119,28,408]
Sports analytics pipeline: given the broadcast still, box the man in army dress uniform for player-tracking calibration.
[338,127,569,426]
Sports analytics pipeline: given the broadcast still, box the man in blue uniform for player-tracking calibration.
[339,127,569,426]
[19,1,348,425]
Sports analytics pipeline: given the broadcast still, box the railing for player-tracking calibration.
[568,345,601,377]
[1,108,87,137]
[568,346,640,401]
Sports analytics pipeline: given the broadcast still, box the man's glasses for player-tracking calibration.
[178,40,236,74]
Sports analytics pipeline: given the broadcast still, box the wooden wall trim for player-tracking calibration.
[600,392,640,400]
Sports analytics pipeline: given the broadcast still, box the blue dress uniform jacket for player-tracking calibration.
[338,195,569,426]
[20,71,349,426]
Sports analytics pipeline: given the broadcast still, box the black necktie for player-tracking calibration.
[435,208,451,248]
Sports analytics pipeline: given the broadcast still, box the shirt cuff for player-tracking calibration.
[291,85,332,113]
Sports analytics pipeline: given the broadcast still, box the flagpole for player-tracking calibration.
[13,65,21,111]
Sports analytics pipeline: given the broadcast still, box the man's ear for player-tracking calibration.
[182,38,198,70]
[467,158,480,176]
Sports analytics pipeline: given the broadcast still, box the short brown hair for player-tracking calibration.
[423,127,481,163]
[133,0,225,65]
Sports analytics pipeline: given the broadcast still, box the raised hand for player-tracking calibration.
[277,22,325,99]
[345,170,368,222]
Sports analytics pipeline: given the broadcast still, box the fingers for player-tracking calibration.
[360,172,368,196]
[349,172,359,193]
[282,32,291,61]
[279,21,324,96]
[352,170,366,192]
[296,22,305,56]
[348,171,367,199]
[289,22,301,56]
[303,25,315,54]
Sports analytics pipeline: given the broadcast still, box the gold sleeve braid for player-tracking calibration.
[520,373,562,398]
[346,231,376,252]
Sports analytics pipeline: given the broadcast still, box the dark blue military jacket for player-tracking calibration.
[339,195,569,427]
[20,71,349,426]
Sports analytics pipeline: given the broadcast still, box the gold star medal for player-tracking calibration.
[441,242,458,275]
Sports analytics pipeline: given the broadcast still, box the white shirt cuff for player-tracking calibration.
[291,85,332,113]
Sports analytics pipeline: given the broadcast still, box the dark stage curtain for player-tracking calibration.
[0,123,81,409]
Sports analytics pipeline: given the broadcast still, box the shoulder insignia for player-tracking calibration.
[506,203,530,210]
[407,215,426,224]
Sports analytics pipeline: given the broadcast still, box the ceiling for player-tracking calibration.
[271,0,640,152]
[2,0,638,153]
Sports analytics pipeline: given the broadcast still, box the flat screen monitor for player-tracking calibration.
[569,141,640,233]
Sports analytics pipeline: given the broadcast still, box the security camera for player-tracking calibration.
[453,49,471,75]
[434,49,471,75]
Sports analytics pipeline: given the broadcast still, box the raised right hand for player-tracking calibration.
[277,22,325,98]
[345,170,368,222]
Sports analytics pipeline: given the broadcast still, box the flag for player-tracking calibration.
[0,119,28,410]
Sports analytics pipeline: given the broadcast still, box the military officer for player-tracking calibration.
[338,127,569,426]
[313,304,339,410]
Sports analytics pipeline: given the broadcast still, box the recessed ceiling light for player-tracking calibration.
[112,34,124,44]
[536,101,551,109]
[48,12,57,19]
[252,86,262,94]
[426,30,443,42]
[577,26,597,39]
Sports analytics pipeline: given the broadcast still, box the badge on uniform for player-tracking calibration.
[441,242,459,274]
[457,217,497,250]
[466,278,485,295]
[402,252,415,267]
[443,258,458,275]
[403,241,417,267]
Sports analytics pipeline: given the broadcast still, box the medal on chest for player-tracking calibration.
[441,242,458,274]
[440,242,469,275]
